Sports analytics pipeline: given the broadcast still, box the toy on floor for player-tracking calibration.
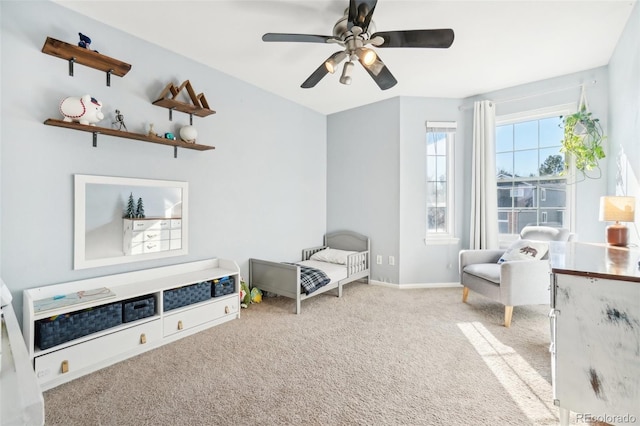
[250,287,263,304]
[240,281,251,308]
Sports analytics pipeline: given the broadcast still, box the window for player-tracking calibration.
[496,106,574,242]
[426,121,456,241]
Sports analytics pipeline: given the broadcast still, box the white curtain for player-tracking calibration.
[470,100,498,249]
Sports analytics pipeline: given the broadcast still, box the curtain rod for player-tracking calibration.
[458,80,597,111]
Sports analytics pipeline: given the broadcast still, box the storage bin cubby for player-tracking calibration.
[35,302,123,350]
[163,281,212,311]
[122,294,156,323]
[212,276,235,297]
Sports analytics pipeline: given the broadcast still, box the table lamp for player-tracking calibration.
[599,196,636,246]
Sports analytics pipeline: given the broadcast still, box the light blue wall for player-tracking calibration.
[608,0,640,246]
[327,98,401,283]
[1,1,327,324]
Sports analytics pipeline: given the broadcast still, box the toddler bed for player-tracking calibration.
[249,230,370,314]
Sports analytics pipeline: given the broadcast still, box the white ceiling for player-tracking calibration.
[54,0,636,115]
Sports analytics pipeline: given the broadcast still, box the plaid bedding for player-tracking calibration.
[284,263,331,295]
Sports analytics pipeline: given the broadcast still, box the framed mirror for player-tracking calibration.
[74,174,188,269]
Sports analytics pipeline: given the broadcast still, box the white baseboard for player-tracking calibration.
[368,280,461,289]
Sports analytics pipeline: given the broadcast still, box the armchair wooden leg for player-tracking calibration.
[462,286,469,303]
[504,306,513,327]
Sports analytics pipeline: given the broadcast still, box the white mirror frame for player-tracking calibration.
[74,174,189,269]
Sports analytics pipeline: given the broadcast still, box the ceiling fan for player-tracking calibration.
[262,0,455,90]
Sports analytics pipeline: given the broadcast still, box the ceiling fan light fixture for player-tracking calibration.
[356,47,377,66]
[325,50,348,74]
[339,61,354,85]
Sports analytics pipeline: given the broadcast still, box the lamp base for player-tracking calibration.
[606,222,629,246]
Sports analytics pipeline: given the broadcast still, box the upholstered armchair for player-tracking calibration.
[459,226,573,327]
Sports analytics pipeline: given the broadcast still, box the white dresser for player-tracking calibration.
[123,217,182,255]
[549,242,640,426]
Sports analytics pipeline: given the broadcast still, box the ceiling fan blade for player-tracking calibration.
[302,50,350,88]
[372,29,455,48]
[301,64,329,89]
[358,53,397,90]
[262,33,334,43]
[348,0,378,32]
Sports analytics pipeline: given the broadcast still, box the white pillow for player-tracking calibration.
[497,239,549,264]
[310,247,356,265]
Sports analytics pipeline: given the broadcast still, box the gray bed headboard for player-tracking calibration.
[325,231,369,252]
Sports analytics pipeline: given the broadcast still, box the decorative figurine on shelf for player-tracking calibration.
[60,94,104,126]
[148,123,156,137]
[179,125,198,144]
[164,132,176,141]
[112,109,127,131]
[77,32,98,52]
[135,197,145,218]
[125,193,136,218]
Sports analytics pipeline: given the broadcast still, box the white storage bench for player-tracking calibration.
[23,258,240,390]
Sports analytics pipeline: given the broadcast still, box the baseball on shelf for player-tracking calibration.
[179,125,198,143]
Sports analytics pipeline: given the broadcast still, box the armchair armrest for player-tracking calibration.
[459,249,504,273]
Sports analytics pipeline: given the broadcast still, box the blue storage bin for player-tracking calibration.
[163,281,211,311]
[123,294,156,322]
[36,302,123,350]
[212,276,235,297]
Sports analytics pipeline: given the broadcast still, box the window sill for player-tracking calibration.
[424,237,460,246]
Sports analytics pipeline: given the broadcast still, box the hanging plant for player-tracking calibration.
[560,104,606,176]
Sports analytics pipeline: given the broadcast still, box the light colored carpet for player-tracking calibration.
[44,283,565,426]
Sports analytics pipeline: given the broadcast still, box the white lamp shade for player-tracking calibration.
[599,196,636,222]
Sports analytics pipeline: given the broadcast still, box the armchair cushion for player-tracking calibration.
[463,263,501,284]
[459,249,504,273]
[497,239,549,263]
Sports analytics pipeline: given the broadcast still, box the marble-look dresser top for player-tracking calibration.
[549,241,640,282]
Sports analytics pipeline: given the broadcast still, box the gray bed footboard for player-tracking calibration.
[249,259,300,300]
[249,258,340,315]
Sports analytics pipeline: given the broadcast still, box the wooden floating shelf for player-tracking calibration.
[153,80,216,119]
[152,98,216,118]
[42,37,131,85]
[44,119,215,157]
